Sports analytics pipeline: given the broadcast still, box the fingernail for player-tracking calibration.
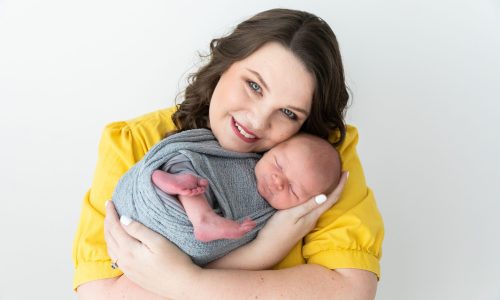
[105,200,110,208]
[315,194,327,204]
[120,216,132,226]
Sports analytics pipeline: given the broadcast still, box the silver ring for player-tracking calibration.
[111,260,119,269]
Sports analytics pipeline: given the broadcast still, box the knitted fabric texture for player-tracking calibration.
[112,128,276,265]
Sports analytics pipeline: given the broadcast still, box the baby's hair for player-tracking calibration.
[290,133,342,195]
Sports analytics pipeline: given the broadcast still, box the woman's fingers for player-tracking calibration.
[289,171,347,219]
[305,171,349,221]
[103,200,118,261]
[104,200,142,252]
[288,194,328,221]
[117,214,168,253]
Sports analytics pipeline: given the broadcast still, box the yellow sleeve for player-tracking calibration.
[71,107,177,290]
[304,125,384,278]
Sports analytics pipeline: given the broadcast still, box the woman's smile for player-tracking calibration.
[208,42,314,153]
[231,117,259,143]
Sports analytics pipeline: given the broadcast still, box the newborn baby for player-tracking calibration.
[152,133,341,242]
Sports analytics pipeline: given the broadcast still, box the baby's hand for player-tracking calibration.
[152,170,209,196]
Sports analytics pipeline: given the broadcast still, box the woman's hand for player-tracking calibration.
[104,201,201,298]
[208,171,349,270]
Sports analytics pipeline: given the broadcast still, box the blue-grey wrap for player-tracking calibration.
[112,128,276,266]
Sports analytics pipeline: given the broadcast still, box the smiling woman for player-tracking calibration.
[173,9,350,149]
[73,8,383,299]
[209,42,315,153]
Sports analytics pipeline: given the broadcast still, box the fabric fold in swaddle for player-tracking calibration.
[112,128,276,265]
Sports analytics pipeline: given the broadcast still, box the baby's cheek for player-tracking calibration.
[274,195,295,210]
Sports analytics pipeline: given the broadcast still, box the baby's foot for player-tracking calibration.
[152,170,209,196]
[193,215,256,242]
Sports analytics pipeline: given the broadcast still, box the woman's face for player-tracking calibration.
[209,42,315,153]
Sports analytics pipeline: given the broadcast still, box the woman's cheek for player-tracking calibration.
[276,120,301,141]
[237,84,252,105]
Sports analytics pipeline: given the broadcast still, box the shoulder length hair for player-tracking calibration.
[172,8,349,146]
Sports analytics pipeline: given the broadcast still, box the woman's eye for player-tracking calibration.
[281,108,297,120]
[248,81,262,93]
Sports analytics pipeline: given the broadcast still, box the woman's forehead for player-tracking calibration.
[233,43,315,110]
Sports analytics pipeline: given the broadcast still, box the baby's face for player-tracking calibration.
[255,139,326,209]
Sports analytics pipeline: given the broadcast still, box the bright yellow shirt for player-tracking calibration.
[72,106,384,290]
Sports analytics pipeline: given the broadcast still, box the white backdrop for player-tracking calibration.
[0,1,499,299]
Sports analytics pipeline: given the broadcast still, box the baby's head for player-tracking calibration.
[255,133,341,209]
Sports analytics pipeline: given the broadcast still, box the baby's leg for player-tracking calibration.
[179,194,256,242]
[152,170,208,196]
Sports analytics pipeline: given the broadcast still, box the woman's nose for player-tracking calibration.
[271,173,286,191]
[247,105,272,131]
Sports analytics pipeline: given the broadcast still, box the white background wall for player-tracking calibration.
[0,0,499,299]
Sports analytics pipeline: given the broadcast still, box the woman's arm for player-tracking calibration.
[77,265,376,300]
[189,265,377,300]
[93,177,378,300]
[77,276,166,300]
[78,175,348,299]
[73,108,178,292]
[208,173,348,270]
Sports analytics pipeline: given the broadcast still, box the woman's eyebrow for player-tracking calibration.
[246,68,270,93]
[246,68,309,116]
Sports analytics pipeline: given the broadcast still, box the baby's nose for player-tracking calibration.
[271,173,286,191]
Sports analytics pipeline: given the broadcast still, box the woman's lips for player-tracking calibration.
[231,117,259,143]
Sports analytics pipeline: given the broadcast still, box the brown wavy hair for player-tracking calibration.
[172,8,350,146]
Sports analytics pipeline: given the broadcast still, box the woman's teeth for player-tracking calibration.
[235,123,256,139]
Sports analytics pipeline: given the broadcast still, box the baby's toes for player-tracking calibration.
[241,219,256,231]
[190,187,205,195]
[198,178,209,187]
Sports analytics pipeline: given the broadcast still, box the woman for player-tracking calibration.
[73,8,384,299]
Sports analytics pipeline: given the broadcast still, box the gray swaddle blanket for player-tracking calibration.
[112,128,276,265]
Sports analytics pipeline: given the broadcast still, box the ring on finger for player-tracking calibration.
[111,259,119,269]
